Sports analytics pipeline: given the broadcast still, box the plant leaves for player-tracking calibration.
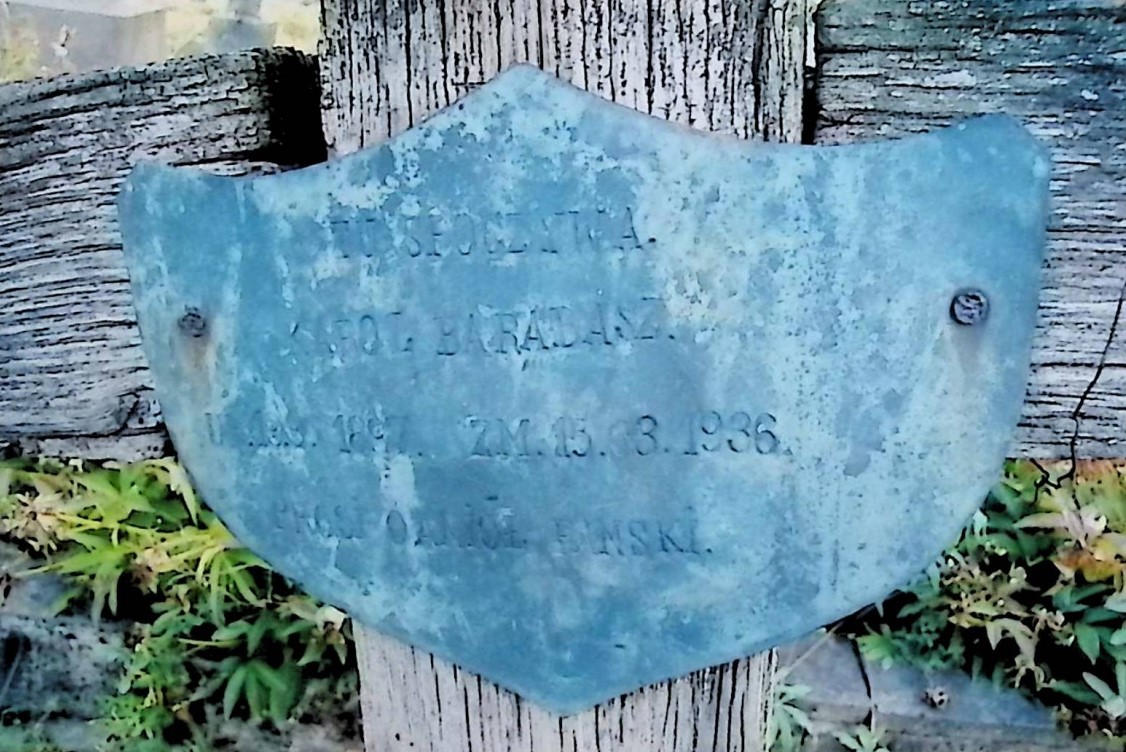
[244,669,266,721]
[833,730,865,752]
[1050,680,1102,706]
[0,458,359,744]
[212,620,251,643]
[1075,623,1102,663]
[1105,591,1126,613]
[223,664,248,719]
[1083,672,1114,701]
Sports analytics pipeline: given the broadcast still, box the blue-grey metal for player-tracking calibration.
[118,66,1049,715]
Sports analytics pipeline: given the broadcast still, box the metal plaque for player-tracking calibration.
[118,65,1049,714]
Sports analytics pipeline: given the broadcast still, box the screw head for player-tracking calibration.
[923,686,950,709]
[178,307,208,338]
[950,289,989,326]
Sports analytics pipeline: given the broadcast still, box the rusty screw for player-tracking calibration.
[950,289,989,326]
[178,307,208,338]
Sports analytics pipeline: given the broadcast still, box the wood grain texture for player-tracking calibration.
[319,0,811,155]
[320,1,811,749]
[0,49,325,460]
[812,0,1126,458]
[355,633,776,752]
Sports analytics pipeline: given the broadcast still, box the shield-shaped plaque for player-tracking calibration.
[118,65,1049,714]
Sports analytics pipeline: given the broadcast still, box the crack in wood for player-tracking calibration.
[1063,278,1126,485]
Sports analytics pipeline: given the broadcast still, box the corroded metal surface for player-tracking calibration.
[118,66,1048,714]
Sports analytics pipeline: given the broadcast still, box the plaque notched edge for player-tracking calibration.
[115,62,1053,716]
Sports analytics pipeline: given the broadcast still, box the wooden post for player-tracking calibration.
[316,1,812,748]
[319,0,812,155]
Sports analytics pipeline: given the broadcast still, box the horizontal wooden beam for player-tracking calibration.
[813,0,1126,458]
[0,49,325,459]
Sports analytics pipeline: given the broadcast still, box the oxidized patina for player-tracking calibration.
[118,66,1049,714]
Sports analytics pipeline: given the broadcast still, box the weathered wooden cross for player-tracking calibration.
[2,1,1124,750]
